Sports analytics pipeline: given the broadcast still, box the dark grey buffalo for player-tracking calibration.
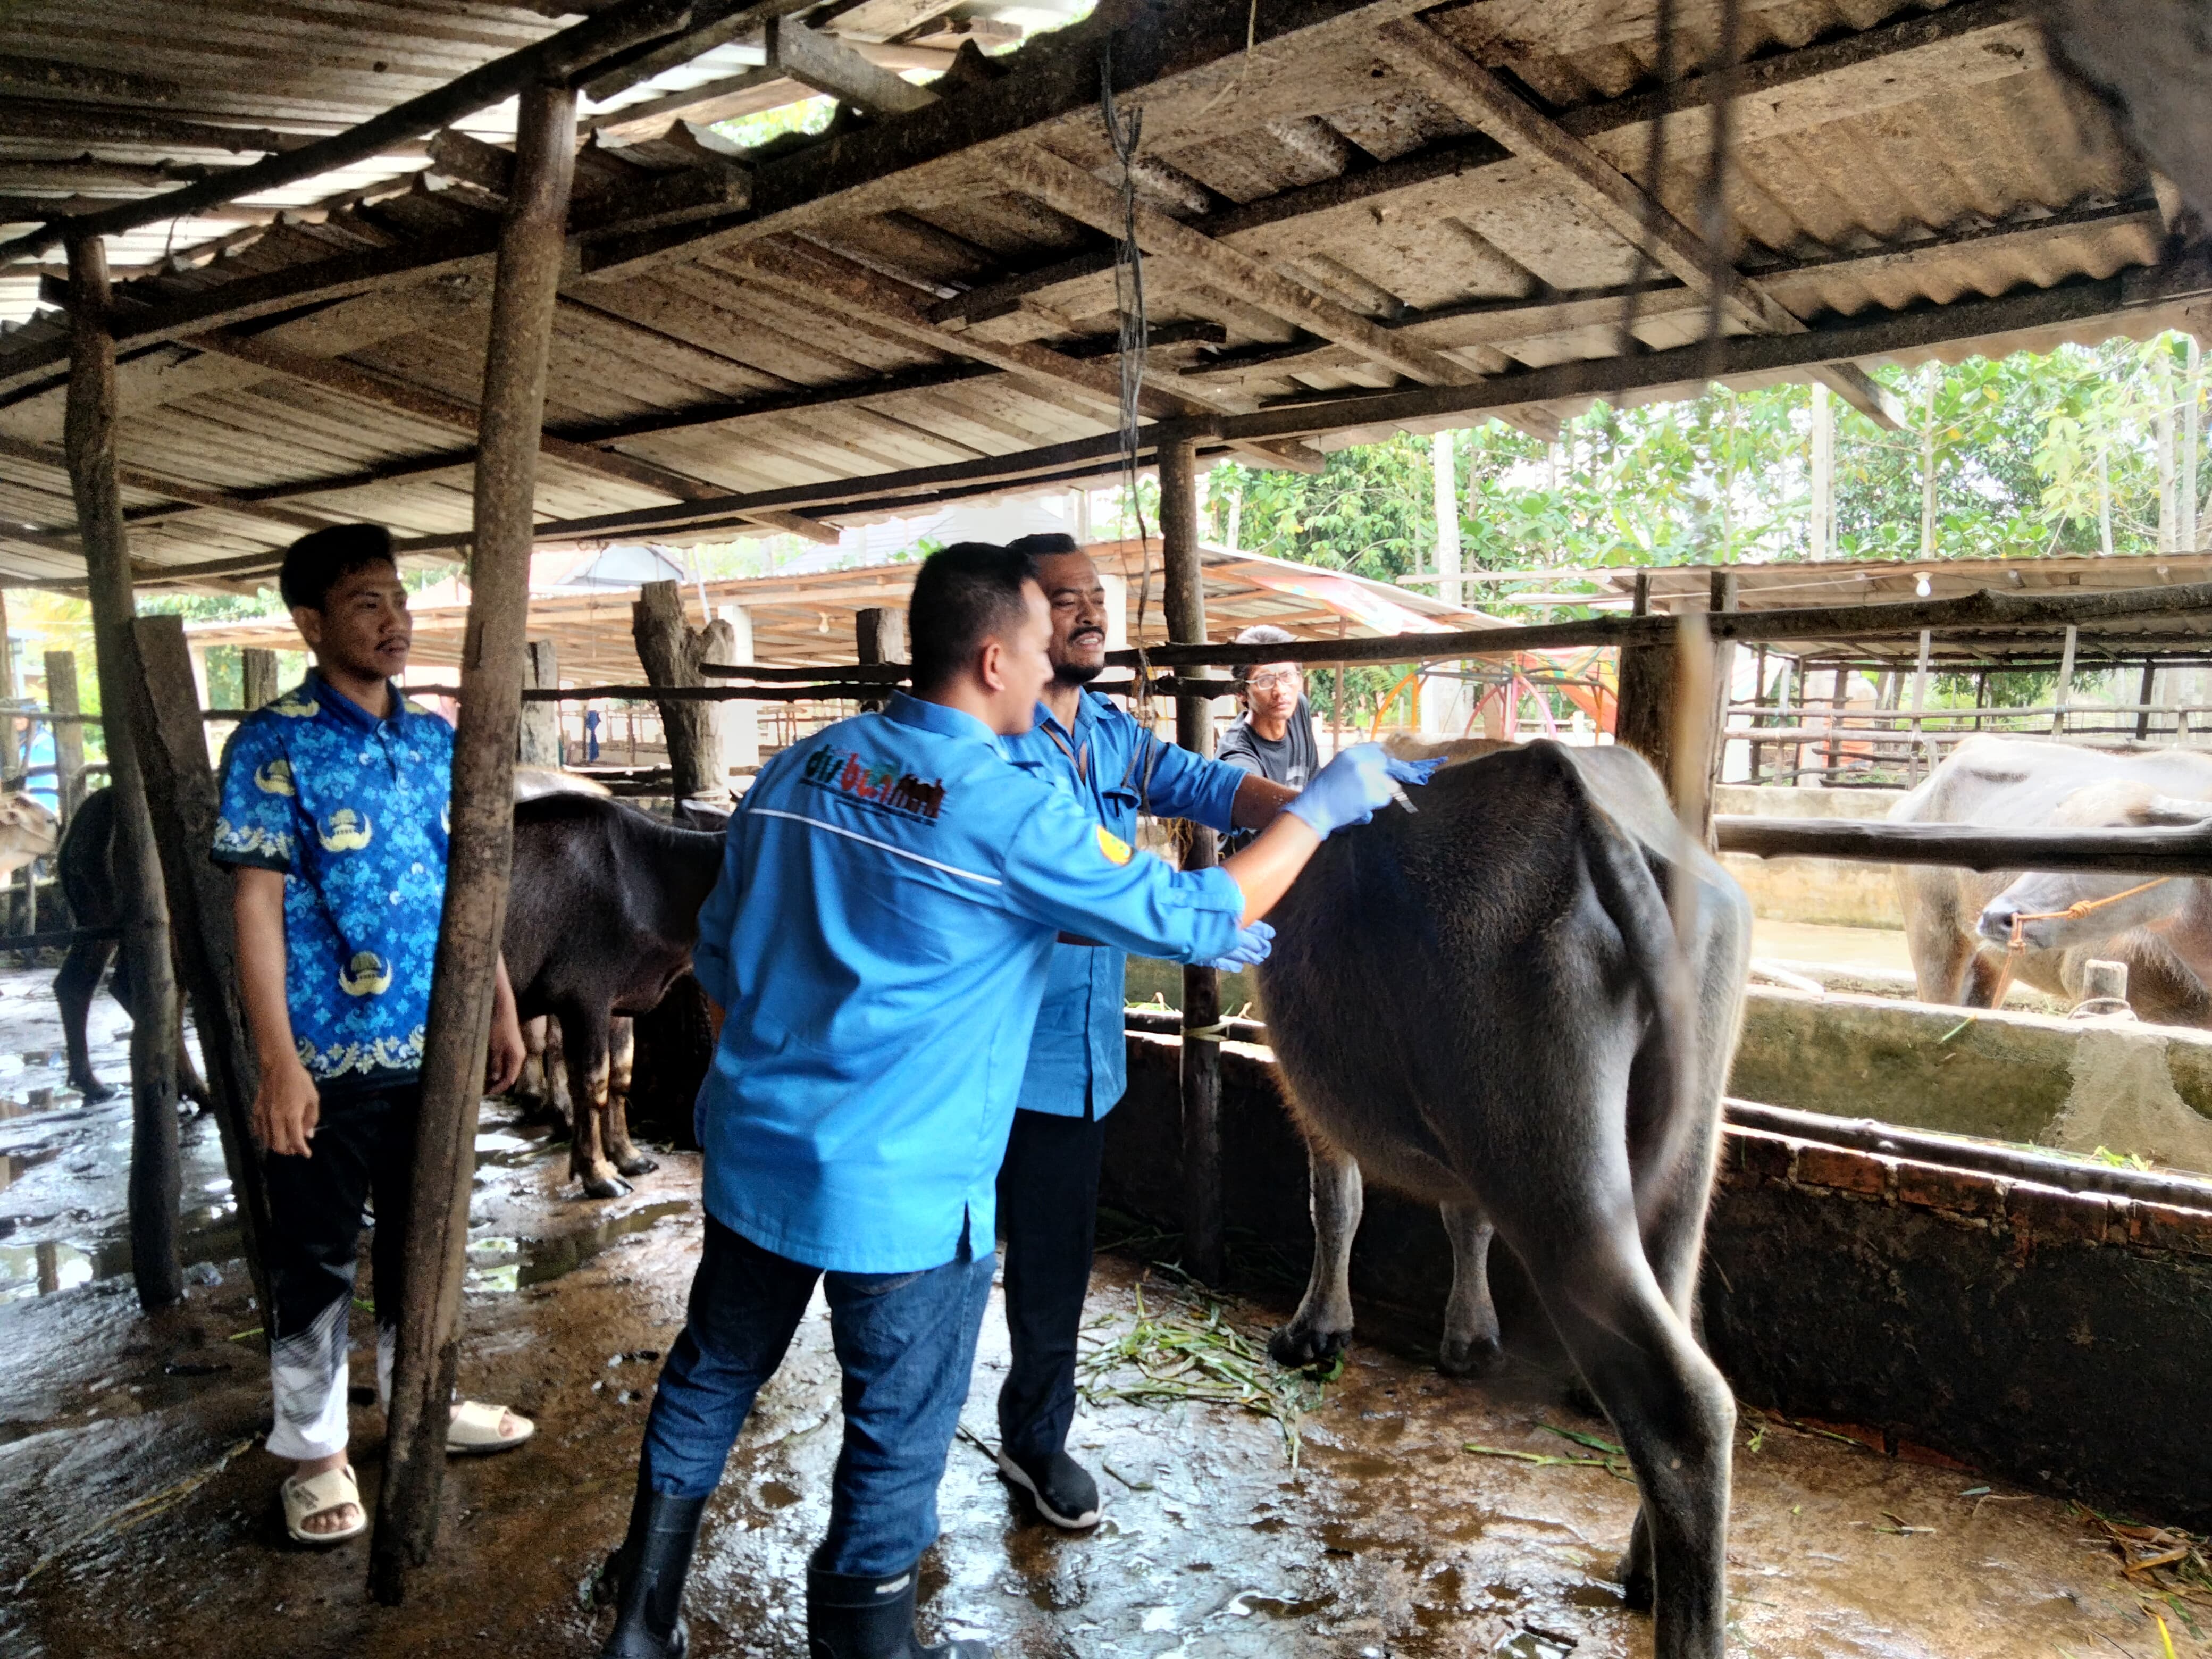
[505,792,724,1197]
[1256,739,1751,1659]
[1895,738,2212,1024]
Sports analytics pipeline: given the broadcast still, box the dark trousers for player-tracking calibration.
[995,1104,1107,1464]
[639,1214,995,1577]
[261,1083,420,1461]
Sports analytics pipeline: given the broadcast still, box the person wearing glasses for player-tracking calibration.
[1218,625,1321,851]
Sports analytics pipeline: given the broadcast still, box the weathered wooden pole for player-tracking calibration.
[632,579,730,800]
[128,615,274,1315]
[370,80,575,1605]
[63,231,184,1314]
[855,606,904,713]
[240,646,279,710]
[46,651,86,822]
[1159,435,1226,1285]
[518,639,561,764]
[1613,571,1672,773]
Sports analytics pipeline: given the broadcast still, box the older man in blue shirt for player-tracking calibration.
[598,542,1434,1659]
[993,534,1298,1531]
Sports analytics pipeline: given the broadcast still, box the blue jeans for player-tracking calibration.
[640,1213,996,1577]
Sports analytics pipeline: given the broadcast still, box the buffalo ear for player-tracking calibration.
[2139,794,2212,826]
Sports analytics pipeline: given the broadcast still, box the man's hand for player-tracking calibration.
[1283,745,1442,838]
[485,954,526,1095]
[1210,919,1275,971]
[485,1005,527,1095]
[253,1057,322,1158]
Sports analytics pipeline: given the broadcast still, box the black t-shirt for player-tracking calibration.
[1217,701,1319,850]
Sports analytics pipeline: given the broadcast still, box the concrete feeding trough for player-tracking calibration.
[1111,1021,2212,1530]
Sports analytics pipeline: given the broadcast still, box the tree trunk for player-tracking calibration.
[128,614,273,1318]
[46,650,86,824]
[241,647,279,710]
[370,80,575,1605]
[518,639,561,765]
[632,579,731,800]
[63,231,183,1315]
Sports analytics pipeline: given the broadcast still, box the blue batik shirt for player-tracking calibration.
[1001,690,1244,1120]
[210,671,454,1089]
[690,692,1249,1273]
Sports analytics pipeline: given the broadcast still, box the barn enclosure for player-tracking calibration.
[3,0,2211,1654]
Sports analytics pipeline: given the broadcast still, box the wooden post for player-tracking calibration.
[1909,629,1932,783]
[2136,660,2158,742]
[240,646,279,710]
[0,588,19,784]
[518,639,561,765]
[855,606,904,714]
[370,80,575,1605]
[63,230,184,1313]
[46,650,86,823]
[127,614,273,1317]
[632,580,729,800]
[1613,573,1672,773]
[1160,435,1225,1285]
[2051,625,2078,737]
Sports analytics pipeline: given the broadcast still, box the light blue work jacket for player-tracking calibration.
[1002,690,1244,1119]
[691,692,1247,1273]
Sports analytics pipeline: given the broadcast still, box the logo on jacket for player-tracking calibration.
[317,808,373,851]
[801,747,946,822]
[1095,826,1133,866]
[339,951,393,996]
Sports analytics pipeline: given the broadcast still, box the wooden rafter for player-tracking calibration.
[0,430,337,533]
[993,145,1471,388]
[1372,18,1906,429]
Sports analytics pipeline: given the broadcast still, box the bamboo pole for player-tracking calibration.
[64,231,184,1314]
[370,81,576,1604]
[1159,434,1225,1286]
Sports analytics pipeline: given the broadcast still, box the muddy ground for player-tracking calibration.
[1,966,2202,1659]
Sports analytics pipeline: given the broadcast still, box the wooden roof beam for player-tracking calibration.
[0,430,336,533]
[766,16,938,115]
[992,145,1470,389]
[185,329,841,543]
[1373,18,1905,431]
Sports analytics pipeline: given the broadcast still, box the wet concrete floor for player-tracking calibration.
[0,966,2202,1659]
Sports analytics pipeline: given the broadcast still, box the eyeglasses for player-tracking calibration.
[1246,669,1303,693]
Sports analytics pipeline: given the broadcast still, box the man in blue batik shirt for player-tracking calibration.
[597,542,1435,1659]
[211,525,531,1549]
[993,533,1298,1530]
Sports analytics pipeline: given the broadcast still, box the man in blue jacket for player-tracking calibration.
[599,542,1433,1659]
[992,533,1297,1531]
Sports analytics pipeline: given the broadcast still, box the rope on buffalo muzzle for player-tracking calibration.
[1985,876,2172,1011]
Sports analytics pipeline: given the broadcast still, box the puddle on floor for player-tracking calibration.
[467,1199,690,1292]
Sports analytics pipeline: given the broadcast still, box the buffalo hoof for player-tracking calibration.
[615,1152,659,1178]
[1436,1331,1506,1378]
[1614,1547,1655,1611]
[1268,1321,1350,1370]
[73,1075,116,1103]
[580,1170,633,1201]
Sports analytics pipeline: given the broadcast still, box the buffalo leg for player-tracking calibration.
[1268,1137,1362,1368]
[1436,1202,1503,1377]
[1499,1195,1733,1659]
[512,1016,550,1121]
[558,1010,630,1201]
[56,936,116,1101]
[602,1016,657,1178]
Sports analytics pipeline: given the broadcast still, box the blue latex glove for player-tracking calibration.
[1209,919,1275,972]
[1284,744,1444,837]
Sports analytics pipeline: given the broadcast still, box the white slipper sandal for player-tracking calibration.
[282,1464,366,1546]
[446,1399,534,1456]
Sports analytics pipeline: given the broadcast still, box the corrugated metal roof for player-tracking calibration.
[0,0,2202,588]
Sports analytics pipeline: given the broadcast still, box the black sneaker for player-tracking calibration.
[994,1448,1101,1530]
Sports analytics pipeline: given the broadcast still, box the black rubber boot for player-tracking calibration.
[600,1481,707,1659]
[807,1560,993,1658]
